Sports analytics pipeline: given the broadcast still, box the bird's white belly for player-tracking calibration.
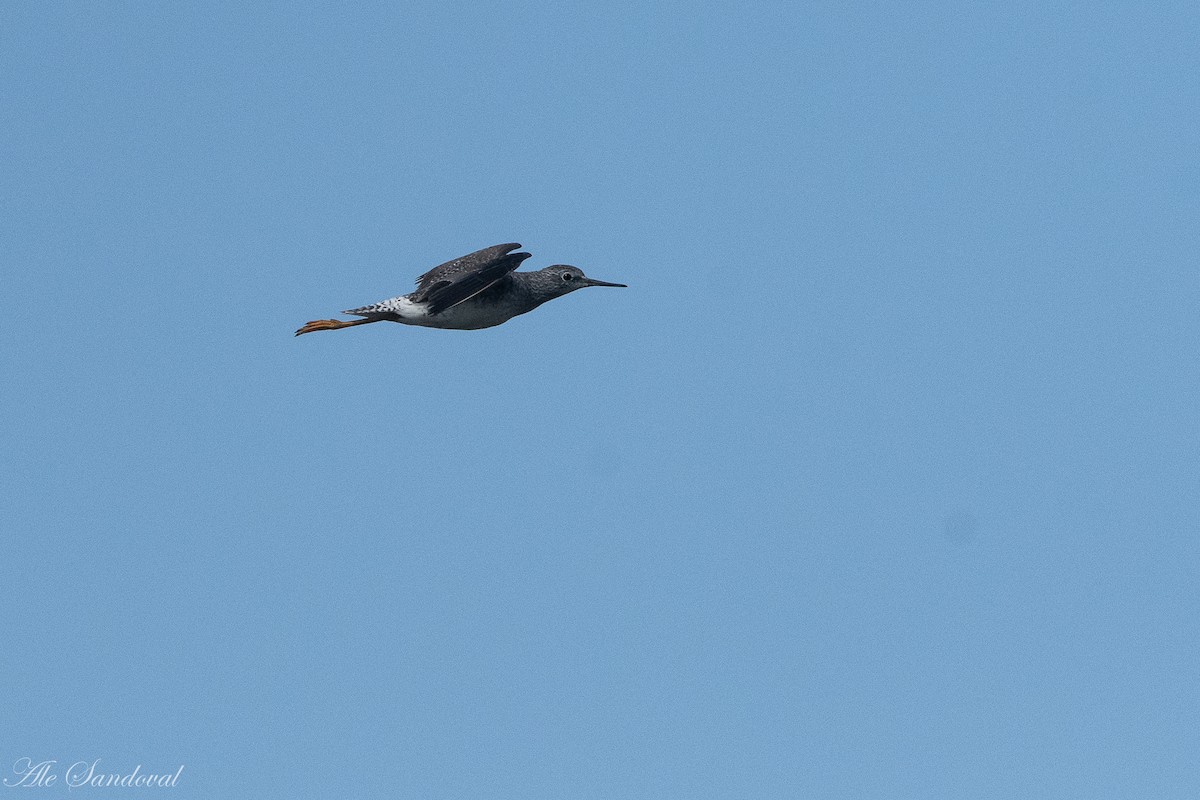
[393,297,516,330]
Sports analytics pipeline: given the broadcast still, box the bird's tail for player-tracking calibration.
[294,317,379,336]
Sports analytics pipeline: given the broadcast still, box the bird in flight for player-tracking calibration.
[296,243,626,335]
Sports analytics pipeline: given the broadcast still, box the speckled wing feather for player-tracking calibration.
[415,243,532,316]
[413,243,523,291]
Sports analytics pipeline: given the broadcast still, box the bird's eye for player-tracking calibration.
[561,272,574,282]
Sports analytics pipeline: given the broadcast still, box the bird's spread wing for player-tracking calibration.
[415,243,525,291]
[415,243,531,315]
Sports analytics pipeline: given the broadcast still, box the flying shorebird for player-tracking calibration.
[295,243,626,336]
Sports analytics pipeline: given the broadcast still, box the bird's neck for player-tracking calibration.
[516,271,564,307]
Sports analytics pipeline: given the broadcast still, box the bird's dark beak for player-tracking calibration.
[582,277,627,288]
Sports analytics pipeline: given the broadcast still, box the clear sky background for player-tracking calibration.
[2,2,1198,798]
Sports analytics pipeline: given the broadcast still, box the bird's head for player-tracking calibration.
[539,265,627,298]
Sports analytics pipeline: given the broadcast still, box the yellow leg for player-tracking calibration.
[294,318,378,336]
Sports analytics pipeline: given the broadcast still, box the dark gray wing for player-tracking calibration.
[414,243,532,315]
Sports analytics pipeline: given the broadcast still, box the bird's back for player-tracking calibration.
[413,242,528,292]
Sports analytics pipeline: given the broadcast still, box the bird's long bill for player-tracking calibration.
[583,277,627,288]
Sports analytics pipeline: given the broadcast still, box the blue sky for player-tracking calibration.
[2,2,1198,797]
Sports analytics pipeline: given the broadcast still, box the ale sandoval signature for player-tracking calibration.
[5,759,184,789]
